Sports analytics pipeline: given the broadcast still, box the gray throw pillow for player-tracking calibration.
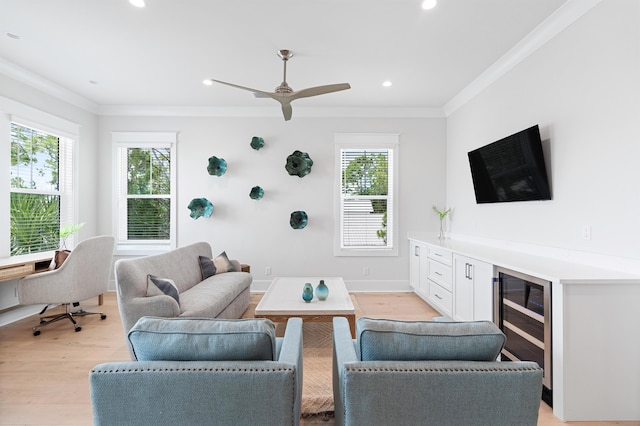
[147,274,180,304]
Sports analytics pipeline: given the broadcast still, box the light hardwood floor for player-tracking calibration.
[0,292,637,425]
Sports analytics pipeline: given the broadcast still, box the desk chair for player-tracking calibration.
[18,235,115,336]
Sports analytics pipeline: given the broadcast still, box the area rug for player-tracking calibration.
[242,294,362,419]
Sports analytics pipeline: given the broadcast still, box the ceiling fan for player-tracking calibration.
[206,49,351,121]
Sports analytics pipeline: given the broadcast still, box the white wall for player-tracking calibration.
[98,115,447,289]
[445,0,640,269]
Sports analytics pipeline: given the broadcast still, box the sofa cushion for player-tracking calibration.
[128,316,276,361]
[147,274,180,304]
[357,318,505,362]
[199,251,237,280]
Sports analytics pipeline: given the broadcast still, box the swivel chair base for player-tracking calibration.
[33,303,107,336]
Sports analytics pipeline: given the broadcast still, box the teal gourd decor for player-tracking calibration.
[187,198,213,219]
[250,136,265,150]
[316,279,329,301]
[207,156,227,176]
[289,211,308,229]
[249,186,264,200]
[285,150,313,177]
[302,283,314,303]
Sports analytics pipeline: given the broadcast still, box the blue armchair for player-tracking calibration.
[90,317,303,426]
[332,317,543,426]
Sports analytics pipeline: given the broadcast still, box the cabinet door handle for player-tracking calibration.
[435,293,443,300]
[465,263,473,280]
[468,263,473,280]
[415,246,420,256]
[435,271,442,276]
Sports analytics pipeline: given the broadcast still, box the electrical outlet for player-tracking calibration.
[582,225,591,240]
[363,267,370,276]
[265,266,271,275]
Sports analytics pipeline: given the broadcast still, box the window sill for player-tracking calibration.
[334,247,398,257]
[115,243,174,256]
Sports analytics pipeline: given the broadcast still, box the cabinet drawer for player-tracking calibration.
[428,245,452,266]
[429,280,453,316]
[428,259,452,291]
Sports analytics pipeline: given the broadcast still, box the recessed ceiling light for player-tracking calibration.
[382,81,393,87]
[422,0,437,10]
[129,0,146,8]
[5,32,21,40]
[203,79,213,86]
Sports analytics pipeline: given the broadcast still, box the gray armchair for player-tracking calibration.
[90,316,303,426]
[332,317,543,426]
[17,235,115,335]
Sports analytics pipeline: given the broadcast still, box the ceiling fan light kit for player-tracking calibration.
[206,49,351,121]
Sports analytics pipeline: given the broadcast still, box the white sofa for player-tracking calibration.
[115,242,252,344]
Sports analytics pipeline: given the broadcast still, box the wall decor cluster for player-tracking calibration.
[290,210,308,229]
[249,186,264,200]
[191,136,312,230]
[250,136,265,150]
[188,198,214,219]
[207,156,227,176]
[285,150,313,178]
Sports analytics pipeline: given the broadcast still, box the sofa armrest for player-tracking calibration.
[118,294,180,350]
[333,316,359,425]
[91,360,299,426]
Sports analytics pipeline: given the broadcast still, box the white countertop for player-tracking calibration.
[408,233,640,284]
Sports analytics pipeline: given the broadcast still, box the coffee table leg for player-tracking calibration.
[347,314,356,338]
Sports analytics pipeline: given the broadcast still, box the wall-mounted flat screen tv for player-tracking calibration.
[468,125,551,204]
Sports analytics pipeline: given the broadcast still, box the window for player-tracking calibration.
[334,133,399,256]
[112,132,176,254]
[9,122,74,256]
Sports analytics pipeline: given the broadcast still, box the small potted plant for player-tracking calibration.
[432,206,451,240]
[51,223,84,269]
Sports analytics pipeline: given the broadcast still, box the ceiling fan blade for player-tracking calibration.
[290,83,351,101]
[281,102,293,121]
[209,79,273,98]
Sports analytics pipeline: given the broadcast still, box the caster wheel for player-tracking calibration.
[33,330,41,336]
[100,314,107,320]
[40,319,46,324]
[75,326,82,332]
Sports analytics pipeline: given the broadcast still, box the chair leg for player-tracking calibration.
[32,303,107,336]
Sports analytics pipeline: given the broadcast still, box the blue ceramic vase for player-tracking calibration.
[302,283,314,303]
[316,280,329,301]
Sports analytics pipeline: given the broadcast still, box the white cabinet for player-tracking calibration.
[426,245,453,317]
[409,240,428,297]
[453,254,493,321]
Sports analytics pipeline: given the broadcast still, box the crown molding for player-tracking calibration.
[0,57,99,114]
[97,105,445,118]
[2,0,600,120]
[443,0,603,117]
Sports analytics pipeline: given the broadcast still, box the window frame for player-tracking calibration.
[334,133,399,257]
[1,97,79,258]
[112,132,177,255]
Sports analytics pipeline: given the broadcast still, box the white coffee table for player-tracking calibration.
[255,277,356,337]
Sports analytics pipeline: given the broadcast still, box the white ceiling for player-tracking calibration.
[0,0,571,114]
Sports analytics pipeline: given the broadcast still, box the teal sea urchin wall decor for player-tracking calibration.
[207,156,227,176]
[250,136,265,150]
[188,198,214,219]
[290,210,308,229]
[285,150,313,177]
[250,186,264,200]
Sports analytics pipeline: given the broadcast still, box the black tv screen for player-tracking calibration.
[468,125,551,203]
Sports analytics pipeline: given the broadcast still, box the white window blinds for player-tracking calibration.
[335,133,399,257]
